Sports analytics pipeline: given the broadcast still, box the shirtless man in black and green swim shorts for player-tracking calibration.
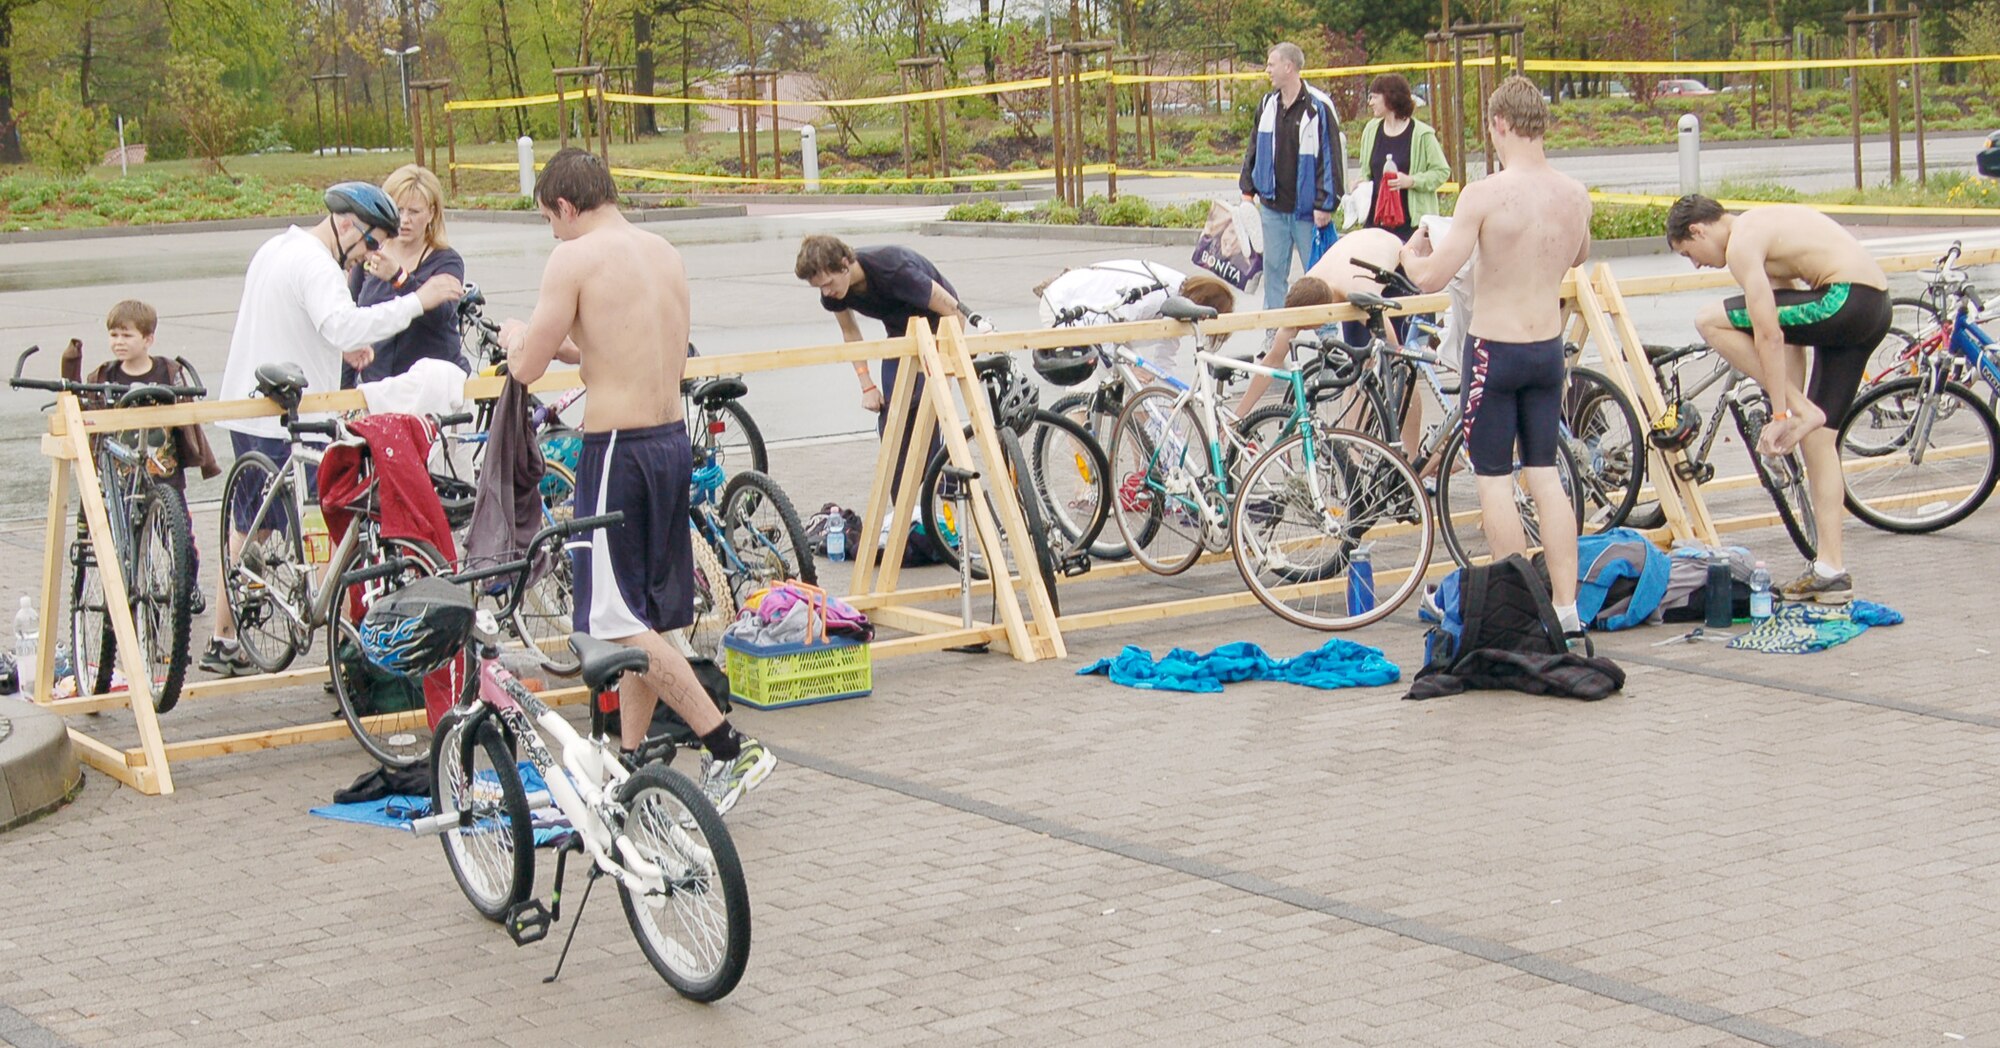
[1669,194,1893,604]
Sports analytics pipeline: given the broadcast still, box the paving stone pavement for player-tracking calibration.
[4,421,2000,1048]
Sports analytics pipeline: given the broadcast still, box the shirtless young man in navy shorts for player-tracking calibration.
[1400,76,1592,637]
[500,148,774,815]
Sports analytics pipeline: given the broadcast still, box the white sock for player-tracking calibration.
[1812,560,1843,580]
[1554,603,1581,633]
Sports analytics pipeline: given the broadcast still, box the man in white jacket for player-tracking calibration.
[203,182,463,675]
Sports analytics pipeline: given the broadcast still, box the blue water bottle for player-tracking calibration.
[1346,545,1377,617]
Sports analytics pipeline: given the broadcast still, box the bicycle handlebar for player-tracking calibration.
[432,412,475,429]
[1349,258,1423,297]
[451,512,624,589]
[288,418,341,441]
[9,346,206,399]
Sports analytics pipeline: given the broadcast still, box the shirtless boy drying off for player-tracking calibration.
[500,148,775,815]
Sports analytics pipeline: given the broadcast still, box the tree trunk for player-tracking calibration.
[79,12,94,106]
[681,17,693,139]
[635,5,657,134]
[0,4,20,164]
[980,0,995,81]
[494,0,528,138]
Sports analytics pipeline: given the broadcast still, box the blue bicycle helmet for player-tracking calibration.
[324,181,401,236]
[358,577,475,678]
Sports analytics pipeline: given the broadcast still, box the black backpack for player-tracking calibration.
[1409,554,1623,701]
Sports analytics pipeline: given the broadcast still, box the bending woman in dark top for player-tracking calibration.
[343,163,468,386]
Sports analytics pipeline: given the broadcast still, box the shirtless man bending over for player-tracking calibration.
[1669,195,1890,605]
[500,148,774,815]
[1399,76,1592,637]
[1234,227,1411,447]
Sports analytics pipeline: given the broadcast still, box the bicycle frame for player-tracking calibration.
[233,442,366,636]
[1135,348,1320,535]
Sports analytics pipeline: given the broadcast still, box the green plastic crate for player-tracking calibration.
[723,634,872,709]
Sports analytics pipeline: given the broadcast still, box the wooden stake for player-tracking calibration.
[34,455,71,704]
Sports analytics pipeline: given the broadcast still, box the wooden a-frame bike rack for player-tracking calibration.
[29,245,1994,794]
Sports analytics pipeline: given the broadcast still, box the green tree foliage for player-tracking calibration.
[19,85,104,176]
[166,54,244,173]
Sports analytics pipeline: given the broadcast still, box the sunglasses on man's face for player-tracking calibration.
[361,230,383,252]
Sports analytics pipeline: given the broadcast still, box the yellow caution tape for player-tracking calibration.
[1590,190,2000,218]
[450,73,1106,113]
[445,86,600,112]
[1113,59,1448,85]
[453,159,1115,187]
[1521,53,2000,74]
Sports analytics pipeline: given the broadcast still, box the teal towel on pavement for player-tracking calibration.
[1078,639,1400,693]
[1727,599,1900,654]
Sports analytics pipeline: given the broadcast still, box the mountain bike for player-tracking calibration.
[414,513,750,1002]
[1837,286,2000,533]
[1874,240,1991,388]
[1107,298,1434,630]
[1645,343,1818,559]
[11,345,204,712]
[218,362,466,767]
[689,442,816,600]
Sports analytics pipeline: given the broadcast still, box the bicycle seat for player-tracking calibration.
[1346,290,1397,313]
[684,376,748,406]
[568,632,650,693]
[973,356,1011,380]
[1159,296,1218,322]
[254,362,308,410]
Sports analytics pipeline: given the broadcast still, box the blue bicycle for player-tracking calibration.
[1837,249,2000,533]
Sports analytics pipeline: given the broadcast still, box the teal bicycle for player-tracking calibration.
[1107,298,1435,630]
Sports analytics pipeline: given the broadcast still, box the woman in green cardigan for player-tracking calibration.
[1356,73,1450,241]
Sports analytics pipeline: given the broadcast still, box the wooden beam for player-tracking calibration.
[70,730,148,792]
[33,456,71,704]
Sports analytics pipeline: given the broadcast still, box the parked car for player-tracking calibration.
[1979,130,2000,179]
[1655,78,1716,97]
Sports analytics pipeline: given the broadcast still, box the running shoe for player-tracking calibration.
[198,638,250,675]
[1777,568,1853,606]
[701,738,776,816]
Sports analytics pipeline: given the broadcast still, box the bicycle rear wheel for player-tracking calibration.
[1730,398,1818,561]
[617,765,752,1002]
[327,536,452,769]
[68,534,113,697]
[692,400,768,475]
[720,470,817,589]
[1109,388,1215,576]
[680,525,737,663]
[1233,427,1434,630]
[1839,376,2000,533]
[430,713,533,922]
[1563,366,1645,533]
[219,451,304,673]
[134,485,195,713]
[1023,409,1110,561]
[1049,387,1130,560]
[1435,428,1585,568]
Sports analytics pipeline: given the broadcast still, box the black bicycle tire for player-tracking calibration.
[68,533,114,697]
[1564,366,1646,533]
[1040,395,1127,559]
[1730,399,1818,561]
[431,712,533,922]
[1021,408,1111,558]
[1435,427,1586,569]
[1109,387,1211,576]
[681,524,737,662]
[720,469,818,588]
[616,765,752,1002]
[135,484,195,714]
[218,450,301,673]
[696,400,769,475]
[999,427,1062,618]
[1230,428,1435,630]
[327,536,451,769]
[1839,376,2000,533]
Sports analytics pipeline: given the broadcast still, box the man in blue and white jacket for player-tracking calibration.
[1238,41,1345,321]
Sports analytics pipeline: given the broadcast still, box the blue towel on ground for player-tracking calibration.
[310,761,569,846]
[1077,639,1399,693]
[1727,599,1901,654]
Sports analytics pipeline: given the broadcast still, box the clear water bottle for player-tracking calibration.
[14,596,38,676]
[1749,561,1773,620]
[826,507,846,563]
[1346,545,1377,617]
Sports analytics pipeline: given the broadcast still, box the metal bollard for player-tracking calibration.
[800,125,820,192]
[517,136,535,198]
[1677,114,1701,195]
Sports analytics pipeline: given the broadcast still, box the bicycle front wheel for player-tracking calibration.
[1109,388,1215,576]
[1731,399,1818,561]
[1023,409,1110,561]
[328,536,452,769]
[1564,366,1645,533]
[680,525,737,663]
[1049,387,1131,560]
[617,765,752,1002]
[1232,427,1434,630]
[134,485,195,713]
[720,470,816,589]
[430,713,533,922]
[692,400,768,475]
[1840,376,2000,533]
[1435,428,1585,568]
[68,534,113,697]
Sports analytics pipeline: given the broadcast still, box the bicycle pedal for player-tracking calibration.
[504,899,554,946]
[1058,552,1092,578]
